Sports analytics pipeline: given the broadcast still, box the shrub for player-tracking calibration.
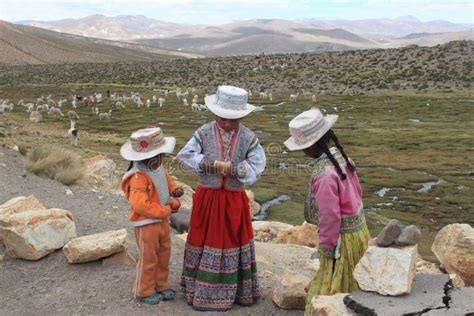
[25,145,85,185]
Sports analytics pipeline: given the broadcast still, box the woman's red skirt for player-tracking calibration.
[181,186,260,311]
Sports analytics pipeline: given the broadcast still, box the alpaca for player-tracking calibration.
[48,107,64,117]
[67,110,79,122]
[290,93,299,102]
[158,98,165,107]
[182,98,188,106]
[99,109,112,120]
[191,102,201,111]
[311,94,317,102]
[68,120,78,146]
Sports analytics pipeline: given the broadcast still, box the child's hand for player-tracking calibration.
[168,197,181,213]
[172,187,184,198]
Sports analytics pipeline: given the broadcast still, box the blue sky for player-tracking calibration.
[0,0,473,24]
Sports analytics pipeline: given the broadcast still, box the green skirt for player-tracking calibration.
[305,224,371,315]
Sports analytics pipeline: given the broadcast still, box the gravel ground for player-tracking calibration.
[0,147,310,315]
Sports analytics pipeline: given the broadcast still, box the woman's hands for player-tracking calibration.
[200,159,233,176]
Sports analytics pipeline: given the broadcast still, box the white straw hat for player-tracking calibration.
[284,108,338,151]
[205,85,256,119]
[120,127,176,161]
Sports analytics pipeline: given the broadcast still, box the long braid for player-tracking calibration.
[318,141,347,180]
[329,130,355,172]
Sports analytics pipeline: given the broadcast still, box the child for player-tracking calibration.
[120,127,184,305]
[284,108,370,315]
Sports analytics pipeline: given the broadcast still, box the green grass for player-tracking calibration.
[1,84,473,261]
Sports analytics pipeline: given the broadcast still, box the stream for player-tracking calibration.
[252,195,290,221]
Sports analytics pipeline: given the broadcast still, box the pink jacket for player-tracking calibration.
[312,163,363,250]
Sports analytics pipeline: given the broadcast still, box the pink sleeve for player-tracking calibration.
[312,173,341,251]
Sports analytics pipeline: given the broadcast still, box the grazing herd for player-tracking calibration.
[1,87,322,147]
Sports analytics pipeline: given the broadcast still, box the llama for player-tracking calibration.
[72,100,77,109]
[191,103,201,111]
[68,120,78,146]
[158,98,165,107]
[67,110,79,122]
[48,107,64,117]
[146,99,151,108]
[311,94,317,102]
[99,109,112,120]
[290,93,299,102]
[182,98,188,106]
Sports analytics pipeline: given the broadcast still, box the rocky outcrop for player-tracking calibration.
[272,270,311,310]
[431,223,474,286]
[0,208,76,260]
[310,293,355,316]
[353,244,418,296]
[274,221,318,248]
[252,221,293,242]
[83,155,116,188]
[63,229,127,263]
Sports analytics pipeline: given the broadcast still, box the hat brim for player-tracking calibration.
[120,137,176,161]
[284,115,339,151]
[205,94,256,119]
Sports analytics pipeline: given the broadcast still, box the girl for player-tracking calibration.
[121,127,184,305]
[177,85,266,311]
[284,108,370,315]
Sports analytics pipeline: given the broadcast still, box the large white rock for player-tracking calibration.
[353,244,417,296]
[432,223,474,286]
[272,270,311,310]
[83,155,117,188]
[311,293,356,316]
[0,208,76,260]
[0,195,46,243]
[252,221,294,242]
[63,229,128,263]
[275,221,319,248]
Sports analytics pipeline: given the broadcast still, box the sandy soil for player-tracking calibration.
[0,147,311,315]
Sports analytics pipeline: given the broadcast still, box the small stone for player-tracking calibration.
[105,211,111,215]
[272,270,311,310]
[311,293,356,315]
[112,206,119,210]
[65,189,74,196]
[395,225,421,246]
[376,219,402,246]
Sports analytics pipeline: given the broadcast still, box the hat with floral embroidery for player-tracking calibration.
[120,127,176,161]
[284,108,338,151]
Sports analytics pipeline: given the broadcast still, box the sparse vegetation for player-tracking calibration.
[25,144,85,185]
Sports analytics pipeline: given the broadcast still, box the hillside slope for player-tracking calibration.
[0,20,200,66]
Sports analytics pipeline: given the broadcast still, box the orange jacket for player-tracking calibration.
[121,167,179,223]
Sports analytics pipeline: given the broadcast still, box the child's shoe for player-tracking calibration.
[137,293,163,305]
[158,289,176,301]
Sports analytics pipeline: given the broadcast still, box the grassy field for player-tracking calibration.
[1,84,473,261]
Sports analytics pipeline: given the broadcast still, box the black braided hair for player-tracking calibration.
[315,131,347,181]
[126,161,133,171]
[328,130,356,172]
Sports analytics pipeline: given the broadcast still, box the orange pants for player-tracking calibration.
[133,221,171,297]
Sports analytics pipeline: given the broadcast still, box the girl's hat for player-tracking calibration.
[120,127,176,161]
[205,85,256,119]
[284,108,338,151]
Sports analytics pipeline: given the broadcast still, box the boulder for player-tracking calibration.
[395,225,421,246]
[169,207,191,233]
[275,221,319,248]
[431,223,474,286]
[272,270,311,310]
[83,155,116,188]
[252,221,293,242]
[376,219,402,247]
[0,195,46,243]
[174,181,194,210]
[353,244,417,296]
[245,189,261,216]
[304,259,320,272]
[0,195,46,219]
[311,293,355,316]
[0,208,76,260]
[63,229,127,263]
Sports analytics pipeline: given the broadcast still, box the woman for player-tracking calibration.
[177,85,266,311]
[284,108,370,315]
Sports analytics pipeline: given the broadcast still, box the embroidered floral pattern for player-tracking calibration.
[181,242,260,311]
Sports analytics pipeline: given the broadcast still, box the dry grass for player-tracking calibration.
[25,144,85,186]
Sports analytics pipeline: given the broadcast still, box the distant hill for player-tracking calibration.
[19,14,195,40]
[0,20,201,66]
[135,19,378,56]
[389,29,474,46]
[302,16,472,40]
